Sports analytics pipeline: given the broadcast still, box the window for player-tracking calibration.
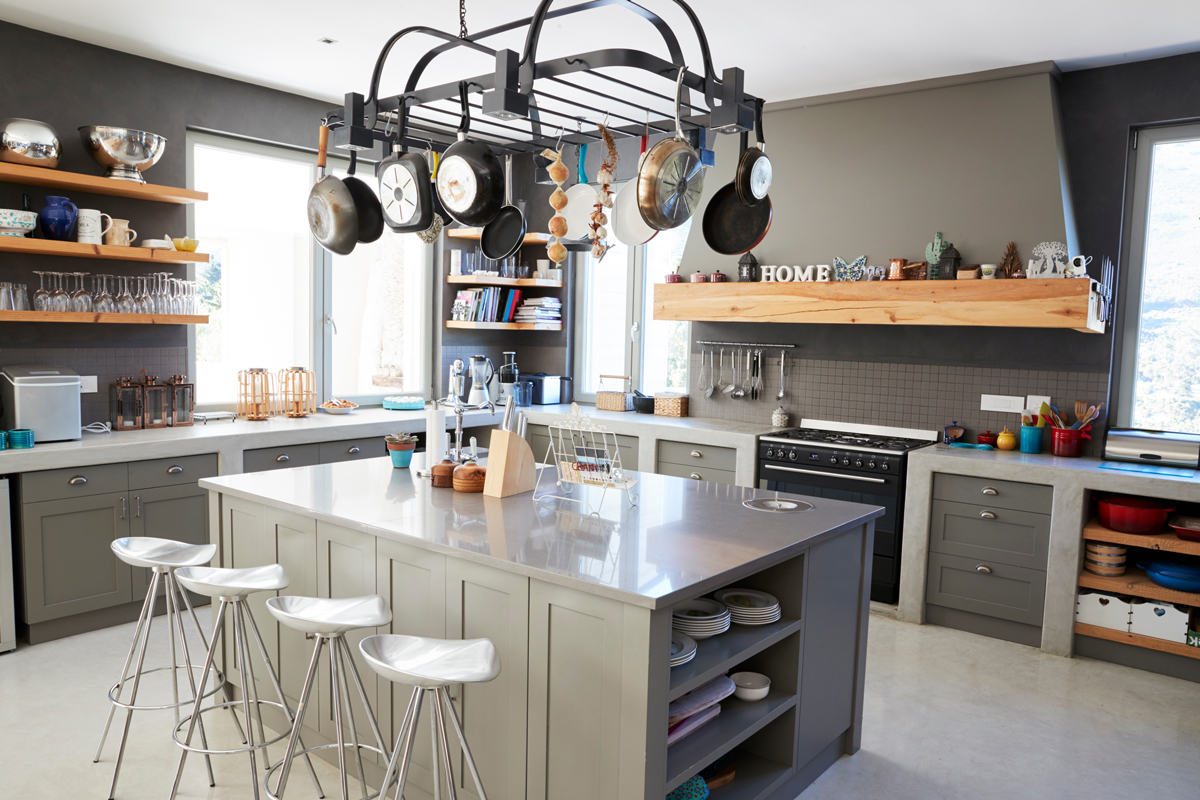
[1118,123,1200,433]
[187,133,431,409]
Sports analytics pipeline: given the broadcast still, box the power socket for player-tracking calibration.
[80,375,98,393]
[1027,395,1052,411]
[980,394,1025,413]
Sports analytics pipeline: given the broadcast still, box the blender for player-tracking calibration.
[466,355,496,407]
[497,351,519,405]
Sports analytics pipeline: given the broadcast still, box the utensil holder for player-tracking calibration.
[483,430,538,498]
[1020,425,1043,454]
[1051,426,1088,458]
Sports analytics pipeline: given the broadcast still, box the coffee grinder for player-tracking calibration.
[498,351,519,405]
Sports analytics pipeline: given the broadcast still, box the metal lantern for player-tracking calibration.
[110,376,142,431]
[237,368,277,420]
[278,367,316,418]
[938,243,962,280]
[167,374,195,427]
[139,371,170,429]
[738,252,759,282]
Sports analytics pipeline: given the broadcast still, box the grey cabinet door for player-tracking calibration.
[926,552,1047,627]
[21,492,132,623]
[220,496,276,699]
[130,484,210,598]
[929,499,1050,570]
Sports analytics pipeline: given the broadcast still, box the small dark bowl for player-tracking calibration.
[632,395,655,414]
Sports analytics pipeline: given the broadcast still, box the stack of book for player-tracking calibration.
[452,288,528,323]
[513,296,562,324]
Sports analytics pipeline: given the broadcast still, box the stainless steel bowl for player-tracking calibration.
[78,125,167,183]
[0,118,61,168]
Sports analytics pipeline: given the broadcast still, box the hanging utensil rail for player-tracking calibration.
[695,341,796,349]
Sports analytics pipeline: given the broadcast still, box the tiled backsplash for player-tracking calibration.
[687,352,1109,455]
[0,347,187,425]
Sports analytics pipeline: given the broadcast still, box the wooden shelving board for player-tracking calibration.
[669,619,802,701]
[653,278,1105,333]
[707,751,793,800]
[665,692,796,793]
[0,162,207,203]
[0,311,207,325]
[1078,567,1200,606]
[1082,519,1200,557]
[447,275,563,288]
[0,237,208,264]
[1074,622,1200,661]
[445,320,561,331]
[446,227,552,245]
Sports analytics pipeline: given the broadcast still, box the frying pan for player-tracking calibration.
[417,148,445,244]
[480,155,526,260]
[307,125,359,256]
[612,134,657,247]
[437,82,504,227]
[377,139,433,234]
[343,150,384,244]
[637,68,705,230]
[735,100,771,207]
[702,182,772,256]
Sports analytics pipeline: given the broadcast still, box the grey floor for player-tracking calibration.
[1,608,1198,799]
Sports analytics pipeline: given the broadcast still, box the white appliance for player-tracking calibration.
[0,365,82,442]
[467,355,495,407]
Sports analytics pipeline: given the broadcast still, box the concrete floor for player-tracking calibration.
[1,609,1198,799]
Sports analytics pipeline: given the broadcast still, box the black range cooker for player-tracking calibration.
[758,421,937,604]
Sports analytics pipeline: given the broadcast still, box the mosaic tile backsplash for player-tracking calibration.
[687,352,1110,456]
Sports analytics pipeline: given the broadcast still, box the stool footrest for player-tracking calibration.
[172,699,293,756]
[106,665,226,712]
[264,742,389,800]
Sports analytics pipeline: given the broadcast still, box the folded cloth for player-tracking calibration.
[667,703,719,745]
[667,674,735,726]
[666,775,709,800]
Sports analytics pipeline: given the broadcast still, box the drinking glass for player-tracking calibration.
[0,283,13,311]
[50,272,69,311]
[33,271,49,311]
[71,272,92,312]
[117,276,135,313]
[13,283,28,311]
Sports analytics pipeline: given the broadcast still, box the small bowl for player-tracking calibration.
[140,238,174,249]
[173,237,199,252]
[730,671,770,701]
[0,208,37,236]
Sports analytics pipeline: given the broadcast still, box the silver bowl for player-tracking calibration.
[0,118,61,168]
[78,125,167,183]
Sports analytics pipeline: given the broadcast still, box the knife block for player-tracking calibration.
[483,430,538,498]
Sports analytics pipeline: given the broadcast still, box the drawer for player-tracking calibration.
[656,460,736,486]
[129,454,219,490]
[658,440,736,471]
[925,552,1046,627]
[243,443,321,473]
[929,499,1050,570]
[933,473,1052,514]
[319,437,386,464]
[21,462,128,503]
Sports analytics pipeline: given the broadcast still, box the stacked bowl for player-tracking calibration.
[672,598,731,639]
[714,588,782,625]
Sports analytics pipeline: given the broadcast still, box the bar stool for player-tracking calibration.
[359,634,501,800]
[169,565,325,800]
[95,537,227,800]
[265,595,393,800]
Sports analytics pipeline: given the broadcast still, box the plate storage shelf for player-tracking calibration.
[1082,519,1200,557]
[0,311,208,325]
[1074,622,1200,661]
[445,320,561,331]
[0,237,208,264]
[447,275,563,288]
[669,618,802,702]
[1077,567,1200,606]
[653,279,1105,333]
[0,162,207,203]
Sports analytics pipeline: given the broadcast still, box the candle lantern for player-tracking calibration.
[237,368,277,420]
[938,243,962,280]
[738,252,759,282]
[110,376,142,431]
[278,367,316,418]
[167,375,195,427]
[139,371,171,429]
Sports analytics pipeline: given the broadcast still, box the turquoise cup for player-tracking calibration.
[1019,425,1042,454]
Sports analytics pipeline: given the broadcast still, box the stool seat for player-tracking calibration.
[360,634,500,689]
[175,565,289,598]
[266,595,392,635]
[112,537,216,569]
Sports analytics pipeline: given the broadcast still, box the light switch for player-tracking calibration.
[1027,395,1052,411]
[80,375,98,393]
[980,394,1025,413]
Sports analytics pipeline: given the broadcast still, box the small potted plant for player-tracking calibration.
[385,432,419,469]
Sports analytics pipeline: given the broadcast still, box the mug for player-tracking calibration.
[1070,255,1093,270]
[980,264,997,279]
[104,219,137,247]
[77,209,113,245]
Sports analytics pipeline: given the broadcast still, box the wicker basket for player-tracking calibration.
[596,375,634,412]
[654,393,689,417]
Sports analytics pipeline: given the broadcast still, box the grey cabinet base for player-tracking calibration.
[20,593,210,645]
[1074,634,1200,685]
[925,603,1042,648]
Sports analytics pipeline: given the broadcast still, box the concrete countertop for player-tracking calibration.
[899,444,1200,657]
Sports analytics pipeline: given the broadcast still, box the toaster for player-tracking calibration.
[0,365,82,442]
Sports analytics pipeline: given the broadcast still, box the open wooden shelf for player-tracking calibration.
[707,751,794,800]
[669,619,802,701]
[0,162,207,203]
[1078,567,1200,606]
[666,692,796,793]
[653,278,1104,333]
[447,275,563,288]
[1074,622,1200,661]
[1083,519,1200,557]
[0,311,207,325]
[446,227,551,245]
[0,236,208,264]
[445,320,561,331]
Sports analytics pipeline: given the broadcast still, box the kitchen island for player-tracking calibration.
[201,455,882,800]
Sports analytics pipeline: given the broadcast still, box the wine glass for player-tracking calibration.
[72,272,92,312]
[50,272,69,311]
[94,275,114,313]
[33,271,49,311]
[117,276,136,313]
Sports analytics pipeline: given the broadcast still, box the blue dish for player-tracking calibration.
[1139,563,1200,593]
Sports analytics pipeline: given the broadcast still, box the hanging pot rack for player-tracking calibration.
[323,0,763,159]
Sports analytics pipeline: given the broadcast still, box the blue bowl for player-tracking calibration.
[1139,563,1200,593]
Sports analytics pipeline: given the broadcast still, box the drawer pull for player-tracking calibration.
[981,486,999,496]
[979,510,997,520]
[135,496,141,518]
[276,454,290,463]
[348,446,361,454]
[120,497,127,520]
[68,475,88,486]
[976,564,993,574]
[166,465,184,474]
[690,450,703,458]
[689,472,702,480]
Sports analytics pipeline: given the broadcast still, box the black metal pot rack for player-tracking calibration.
[323,0,762,160]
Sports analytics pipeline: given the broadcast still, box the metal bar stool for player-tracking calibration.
[359,634,501,800]
[169,565,326,800]
[95,537,229,800]
[264,595,394,800]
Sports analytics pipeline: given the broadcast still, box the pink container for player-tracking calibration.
[709,272,726,283]
[1050,426,1090,458]
[690,272,708,283]
[664,273,682,283]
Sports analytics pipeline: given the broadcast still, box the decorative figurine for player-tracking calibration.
[738,252,759,282]
[925,232,948,280]
[833,256,867,281]
[1030,241,1069,278]
[937,242,961,280]
[999,241,1022,278]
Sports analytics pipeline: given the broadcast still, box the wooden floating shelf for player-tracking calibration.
[1083,519,1200,557]
[0,311,208,325]
[669,618,802,701]
[0,162,207,203]
[653,278,1105,333]
[446,227,552,245]
[445,320,561,331]
[1074,622,1200,661]
[0,237,208,264]
[447,275,563,288]
[1078,567,1200,606]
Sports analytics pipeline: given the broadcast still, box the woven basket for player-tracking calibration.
[596,375,634,412]
[655,393,689,417]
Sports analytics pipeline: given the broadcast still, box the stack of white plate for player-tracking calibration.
[672,598,731,639]
[714,588,782,625]
[670,632,698,667]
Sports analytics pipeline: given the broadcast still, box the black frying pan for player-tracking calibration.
[735,100,772,207]
[437,82,504,227]
[343,150,384,243]
[702,182,772,256]
[307,125,359,256]
[480,155,526,260]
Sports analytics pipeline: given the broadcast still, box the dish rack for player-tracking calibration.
[533,403,638,514]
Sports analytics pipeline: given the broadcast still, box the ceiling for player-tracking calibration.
[2,0,1199,108]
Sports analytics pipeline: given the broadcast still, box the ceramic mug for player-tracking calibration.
[76,209,113,245]
[980,264,997,279]
[1070,255,1093,270]
[104,218,137,247]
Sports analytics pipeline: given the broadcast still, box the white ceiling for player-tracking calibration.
[3,0,1200,106]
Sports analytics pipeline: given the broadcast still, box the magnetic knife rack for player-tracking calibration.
[321,0,764,158]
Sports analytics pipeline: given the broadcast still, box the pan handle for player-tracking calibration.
[457,81,471,137]
[348,149,358,177]
[672,67,687,141]
[755,98,766,150]
[317,125,329,172]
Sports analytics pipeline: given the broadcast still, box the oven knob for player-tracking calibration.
[842,457,851,466]
[881,462,890,471]
[829,455,838,465]
[765,449,774,459]
[788,450,799,461]
[854,459,863,468]
[868,461,876,469]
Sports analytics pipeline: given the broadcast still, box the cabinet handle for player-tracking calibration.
[690,450,702,458]
[167,465,184,474]
[276,454,290,462]
[135,496,141,518]
[976,564,993,574]
[348,446,360,454]
[979,510,997,520]
[68,475,87,485]
[120,497,127,519]
[689,472,702,480]
[981,486,999,496]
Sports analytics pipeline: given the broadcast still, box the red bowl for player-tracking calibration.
[1168,516,1200,543]
[1096,495,1176,535]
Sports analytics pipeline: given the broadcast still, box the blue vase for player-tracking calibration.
[39,196,77,241]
